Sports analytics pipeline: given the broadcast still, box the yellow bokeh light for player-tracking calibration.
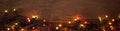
[74,19,77,21]
[112,19,115,22]
[32,16,38,19]
[56,27,59,30]
[110,26,114,30]
[80,24,84,27]
[15,23,18,25]
[105,15,108,18]
[13,8,16,11]
[98,16,102,22]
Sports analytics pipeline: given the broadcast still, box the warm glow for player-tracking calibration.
[84,21,88,24]
[105,15,108,18]
[109,22,112,25]
[21,28,24,31]
[43,24,46,26]
[7,28,10,31]
[68,21,71,24]
[74,16,80,21]
[98,16,102,22]
[27,18,31,22]
[32,27,35,29]
[4,10,8,13]
[11,25,15,29]
[74,19,77,21]
[32,16,38,19]
[13,8,16,11]
[43,19,46,22]
[80,24,84,27]
[112,19,115,22]
[58,24,62,27]
[56,27,59,30]
[110,26,114,30]
[15,23,18,25]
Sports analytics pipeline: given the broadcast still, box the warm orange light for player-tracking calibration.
[68,21,71,24]
[21,28,24,31]
[7,28,10,31]
[98,16,102,22]
[15,23,18,25]
[110,26,114,30]
[105,15,108,18]
[27,18,31,22]
[4,10,8,13]
[56,27,59,30]
[58,24,62,27]
[112,19,115,22]
[109,22,112,25]
[80,24,84,27]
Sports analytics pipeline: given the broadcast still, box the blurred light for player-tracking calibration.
[119,15,120,18]
[112,19,115,22]
[27,18,31,22]
[83,21,88,24]
[43,19,46,22]
[68,21,71,24]
[43,24,46,26]
[102,29,106,31]
[32,27,35,29]
[109,22,112,25]
[11,25,15,29]
[15,23,18,25]
[56,27,59,30]
[32,16,38,19]
[21,28,24,31]
[110,26,114,30]
[74,19,77,21]
[105,15,108,18]
[7,28,10,31]
[58,24,62,27]
[13,8,16,11]
[4,10,8,13]
[80,24,84,27]
[74,16,80,21]
[98,16,102,22]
